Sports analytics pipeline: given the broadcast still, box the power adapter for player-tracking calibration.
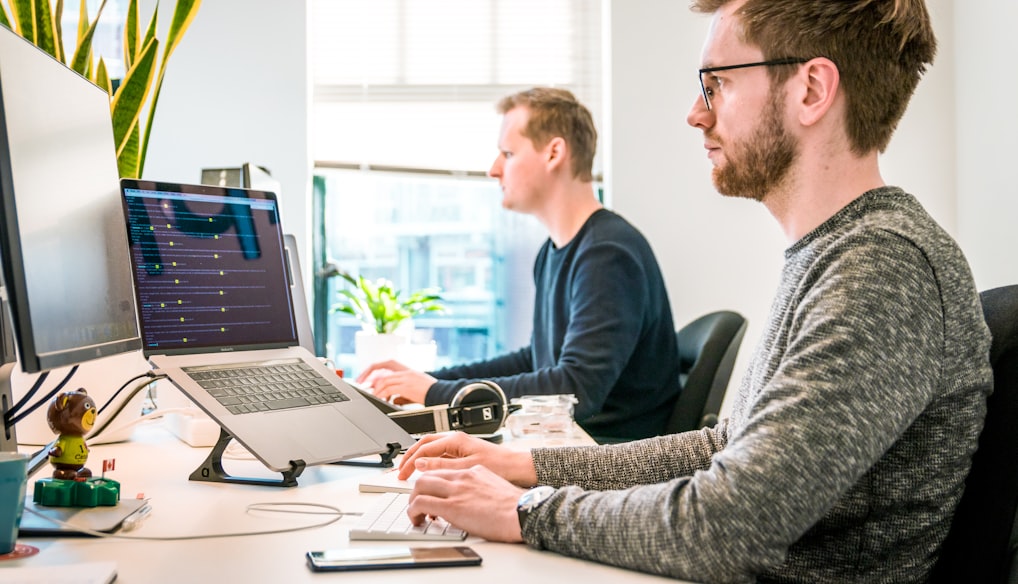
[163,409,220,447]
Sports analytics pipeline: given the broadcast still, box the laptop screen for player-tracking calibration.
[120,180,298,356]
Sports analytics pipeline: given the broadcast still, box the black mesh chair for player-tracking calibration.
[930,285,1018,584]
[663,310,747,434]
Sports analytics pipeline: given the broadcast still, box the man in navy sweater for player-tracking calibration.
[359,87,679,441]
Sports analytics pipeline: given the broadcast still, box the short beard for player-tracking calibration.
[711,89,798,202]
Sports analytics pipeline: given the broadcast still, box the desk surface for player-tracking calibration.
[7,421,690,583]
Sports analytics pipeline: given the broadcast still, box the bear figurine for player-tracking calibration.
[46,389,97,481]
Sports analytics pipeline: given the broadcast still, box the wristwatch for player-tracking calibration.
[517,485,557,531]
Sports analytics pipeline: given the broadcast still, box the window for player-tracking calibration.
[310,0,602,375]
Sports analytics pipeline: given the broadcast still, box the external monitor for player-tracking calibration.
[200,163,281,195]
[0,26,142,452]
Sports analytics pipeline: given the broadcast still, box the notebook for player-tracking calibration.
[119,179,414,472]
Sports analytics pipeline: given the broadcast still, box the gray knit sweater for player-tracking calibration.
[524,188,993,583]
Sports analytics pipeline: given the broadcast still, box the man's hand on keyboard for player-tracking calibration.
[356,360,435,404]
[397,431,538,487]
[407,464,527,543]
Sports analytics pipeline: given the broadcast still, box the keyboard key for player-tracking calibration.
[182,359,350,414]
[349,492,468,541]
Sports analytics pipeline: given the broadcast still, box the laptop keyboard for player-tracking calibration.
[184,359,349,415]
[349,492,468,541]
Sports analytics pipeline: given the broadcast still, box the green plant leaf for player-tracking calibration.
[11,0,36,43]
[137,0,200,177]
[53,0,65,62]
[111,35,157,170]
[31,0,60,57]
[95,56,111,93]
[331,273,446,335]
[68,0,106,76]
[122,0,138,69]
[0,3,12,31]
[117,123,141,178]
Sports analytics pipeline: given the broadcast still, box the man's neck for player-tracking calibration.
[538,183,603,248]
[764,151,884,243]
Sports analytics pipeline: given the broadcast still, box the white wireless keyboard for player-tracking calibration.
[349,492,468,541]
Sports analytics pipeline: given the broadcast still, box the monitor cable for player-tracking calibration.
[4,365,79,427]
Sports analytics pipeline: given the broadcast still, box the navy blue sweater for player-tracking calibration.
[425,209,680,440]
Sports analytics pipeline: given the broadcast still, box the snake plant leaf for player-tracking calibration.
[117,123,141,179]
[53,0,64,62]
[137,0,200,177]
[111,35,157,168]
[0,4,11,30]
[68,0,106,76]
[11,0,36,43]
[122,0,138,69]
[30,0,59,58]
[95,56,111,94]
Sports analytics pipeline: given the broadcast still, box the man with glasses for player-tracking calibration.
[391,1,992,582]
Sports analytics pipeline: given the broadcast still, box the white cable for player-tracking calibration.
[22,501,355,541]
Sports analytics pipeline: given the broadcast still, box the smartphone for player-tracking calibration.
[306,545,482,572]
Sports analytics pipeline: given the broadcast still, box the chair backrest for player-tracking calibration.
[930,284,1018,584]
[663,310,747,434]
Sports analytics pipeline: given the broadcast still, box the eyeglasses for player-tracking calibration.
[698,58,810,111]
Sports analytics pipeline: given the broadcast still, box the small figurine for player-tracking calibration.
[46,389,96,480]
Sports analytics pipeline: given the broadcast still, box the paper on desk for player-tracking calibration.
[358,469,420,494]
[0,561,116,584]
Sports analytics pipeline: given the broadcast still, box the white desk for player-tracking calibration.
[7,421,689,583]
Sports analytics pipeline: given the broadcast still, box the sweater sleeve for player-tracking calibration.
[522,235,949,582]
[533,421,729,489]
[425,347,534,405]
[427,239,655,417]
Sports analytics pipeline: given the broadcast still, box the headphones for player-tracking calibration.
[387,380,508,436]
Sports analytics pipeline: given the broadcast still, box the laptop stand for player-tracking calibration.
[189,428,403,486]
[332,442,401,468]
[190,427,306,487]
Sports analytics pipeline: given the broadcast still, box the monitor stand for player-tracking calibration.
[1,362,17,453]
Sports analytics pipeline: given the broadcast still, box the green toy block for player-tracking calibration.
[33,477,121,507]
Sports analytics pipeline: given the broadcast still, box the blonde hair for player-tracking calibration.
[497,87,597,182]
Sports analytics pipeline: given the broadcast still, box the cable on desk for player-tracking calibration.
[22,501,356,541]
[87,374,167,439]
[96,372,162,416]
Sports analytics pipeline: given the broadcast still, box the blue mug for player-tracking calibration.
[0,452,29,555]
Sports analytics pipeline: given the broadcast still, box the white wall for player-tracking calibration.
[143,0,1016,416]
[955,1,1018,291]
[142,0,311,272]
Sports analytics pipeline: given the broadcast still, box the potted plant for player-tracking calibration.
[0,0,202,178]
[330,272,446,374]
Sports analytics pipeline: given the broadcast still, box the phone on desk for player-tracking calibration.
[306,546,481,572]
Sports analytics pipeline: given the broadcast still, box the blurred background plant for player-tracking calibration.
[331,272,446,335]
[0,0,201,178]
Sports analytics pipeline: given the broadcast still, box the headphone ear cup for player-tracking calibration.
[450,380,507,434]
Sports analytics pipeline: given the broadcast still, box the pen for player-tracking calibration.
[120,503,152,532]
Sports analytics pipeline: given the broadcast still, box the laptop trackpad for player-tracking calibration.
[286,407,379,460]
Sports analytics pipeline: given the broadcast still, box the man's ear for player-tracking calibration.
[798,57,840,127]
[544,136,568,172]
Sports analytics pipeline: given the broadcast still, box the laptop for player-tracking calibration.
[282,233,316,356]
[119,179,414,473]
[282,232,401,415]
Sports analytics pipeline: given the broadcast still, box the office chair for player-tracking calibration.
[930,284,1018,584]
[663,310,748,434]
